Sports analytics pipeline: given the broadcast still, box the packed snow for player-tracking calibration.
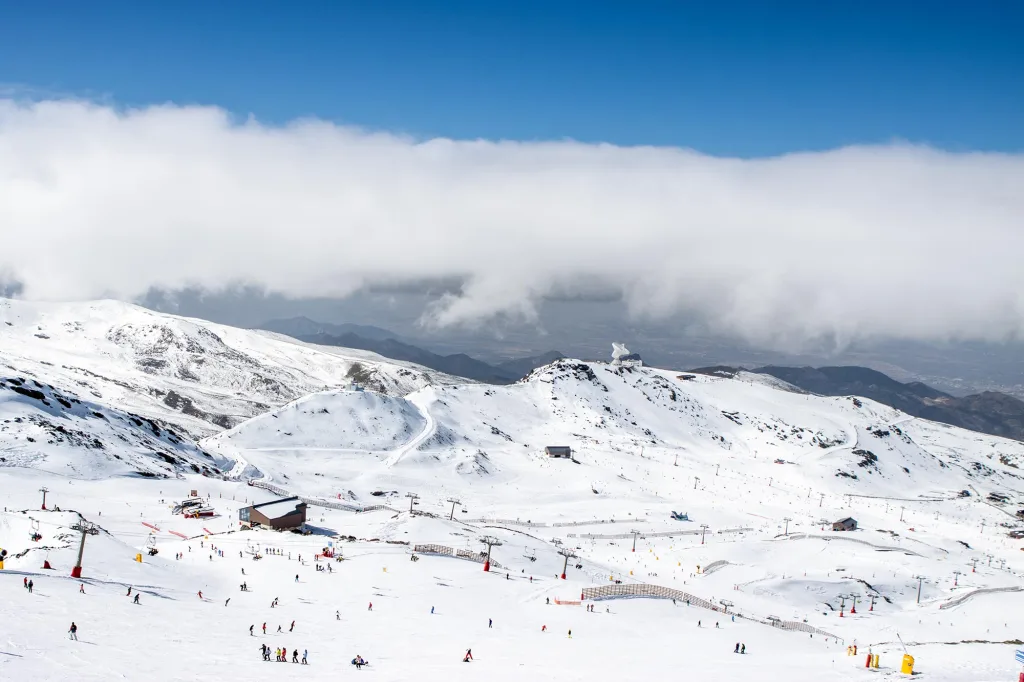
[2,308,1023,681]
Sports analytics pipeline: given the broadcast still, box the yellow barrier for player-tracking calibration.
[0,559,4,570]
[872,654,879,668]
[901,654,914,674]
[135,553,142,563]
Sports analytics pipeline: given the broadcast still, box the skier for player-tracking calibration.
[336,610,340,620]
[249,625,254,636]
[431,606,435,614]
[734,643,740,653]
[716,622,720,628]
[463,649,473,662]
[295,574,299,583]
[277,625,282,633]
[302,649,308,665]
[542,625,547,632]
[368,602,372,611]
[741,644,746,654]
[292,649,299,663]
[290,620,295,632]
[133,593,140,604]
[126,586,132,596]
[353,654,367,669]
[262,622,267,634]
[546,597,550,605]
[275,647,281,662]
[568,629,572,639]
[28,580,33,593]
[198,591,203,599]
[488,618,493,628]
[79,583,85,594]
[68,622,78,640]
[24,577,27,588]
[225,598,231,607]
[698,620,701,627]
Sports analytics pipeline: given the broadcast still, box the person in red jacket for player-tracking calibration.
[463,649,473,662]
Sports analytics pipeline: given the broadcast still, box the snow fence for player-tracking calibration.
[581,584,841,642]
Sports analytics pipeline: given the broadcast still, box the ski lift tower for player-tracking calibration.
[480,536,502,572]
[447,497,462,521]
[405,492,420,514]
[630,529,642,552]
[558,546,578,580]
[39,486,50,510]
[700,524,710,545]
[69,521,99,578]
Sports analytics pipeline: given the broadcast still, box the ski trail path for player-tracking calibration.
[384,387,437,468]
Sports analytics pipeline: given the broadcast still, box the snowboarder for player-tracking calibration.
[463,649,473,662]
[68,622,78,640]
[133,593,140,604]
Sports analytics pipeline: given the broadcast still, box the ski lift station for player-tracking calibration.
[545,446,573,459]
[238,496,307,530]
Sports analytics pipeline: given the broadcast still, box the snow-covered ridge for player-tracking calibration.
[0,298,460,439]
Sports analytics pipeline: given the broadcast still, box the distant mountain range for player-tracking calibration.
[260,317,564,384]
[692,364,1024,443]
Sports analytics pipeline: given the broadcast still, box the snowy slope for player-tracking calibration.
[0,299,461,439]
[3,353,1024,680]
[0,375,231,478]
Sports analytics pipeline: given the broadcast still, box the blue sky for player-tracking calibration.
[1,1,1021,155]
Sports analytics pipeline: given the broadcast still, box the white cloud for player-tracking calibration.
[1,98,1022,348]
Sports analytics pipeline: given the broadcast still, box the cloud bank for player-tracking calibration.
[1,98,1022,348]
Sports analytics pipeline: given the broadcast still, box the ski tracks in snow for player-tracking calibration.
[384,387,437,468]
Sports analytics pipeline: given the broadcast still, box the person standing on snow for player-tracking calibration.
[290,620,295,632]
[28,580,33,593]
[68,622,78,640]
[133,593,140,604]
[463,649,473,662]
[368,602,372,611]
[488,618,492,628]
[292,649,299,663]
[79,583,85,594]
[249,625,254,636]
[302,649,308,665]
[336,610,340,620]
[126,586,132,596]
[262,622,267,634]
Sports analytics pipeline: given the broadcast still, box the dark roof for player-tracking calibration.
[545,446,572,452]
[834,517,856,524]
[250,497,306,518]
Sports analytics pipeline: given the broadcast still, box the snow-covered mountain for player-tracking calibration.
[207,358,1024,506]
[0,299,461,442]
[3,312,1024,681]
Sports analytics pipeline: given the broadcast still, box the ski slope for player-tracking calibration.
[2,314,1024,680]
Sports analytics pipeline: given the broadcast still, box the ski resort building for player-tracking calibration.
[832,517,858,531]
[238,497,307,530]
[545,446,573,459]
